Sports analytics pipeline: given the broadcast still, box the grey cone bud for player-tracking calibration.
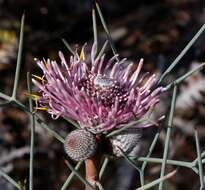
[64,129,97,161]
[110,128,142,157]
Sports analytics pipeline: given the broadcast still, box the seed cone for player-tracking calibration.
[110,128,142,157]
[64,129,97,161]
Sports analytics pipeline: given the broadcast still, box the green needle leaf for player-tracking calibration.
[158,24,205,84]
[12,14,25,100]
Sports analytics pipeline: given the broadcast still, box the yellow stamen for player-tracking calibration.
[33,107,48,111]
[43,58,48,68]
[32,74,46,82]
[25,92,40,99]
[80,48,85,61]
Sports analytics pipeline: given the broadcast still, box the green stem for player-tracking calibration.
[136,170,177,190]
[0,92,11,101]
[194,128,205,188]
[165,62,205,90]
[99,157,109,180]
[95,2,118,60]
[62,38,75,55]
[0,168,22,190]
[27,72,35,190]
[63,116,80,129]
[61,161,83,190]
[36,119,65,144]
[138,157,192,168]
[159,85,177,190]
[9,100,65,144]
[12,14,25,99]
[158,24,205,84]
[65,160,96,190]
[140,132,160,188]
[106,118,145,138]
[96,41,108,61]
[92,5,98,54]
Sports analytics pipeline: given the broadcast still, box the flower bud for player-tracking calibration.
[110,128,142,157]
[64,129,97,161]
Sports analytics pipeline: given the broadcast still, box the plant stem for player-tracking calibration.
[194,128,205,188]
[140,131,160,187]
[95,1,118,60]
[158,24,205,84]
[136,169,177,190]
[65,160,96,190]
[138,157,192,168]
[85,154,100,190]
[159,85,177,190]
[165,62,205,90]
[61,161,83,190]
[62,38,75,55]
[0,92,11,101]
[92,4,98,54]
[99,157,109,180]
[27,72,35,190]
[0,168,22,190]
[12,14,25,99]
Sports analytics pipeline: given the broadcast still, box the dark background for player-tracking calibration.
[0,0,205,189]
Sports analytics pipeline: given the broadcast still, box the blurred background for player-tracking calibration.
[0,0,205,189]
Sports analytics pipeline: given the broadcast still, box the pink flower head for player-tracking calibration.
[32,44,164,134]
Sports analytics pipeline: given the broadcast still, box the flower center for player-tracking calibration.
[82,74,128,107]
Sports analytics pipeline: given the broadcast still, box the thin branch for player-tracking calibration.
[0,92,11,101]
[12,14,25,99]
[63,116,80,129]
[99,157,109,180]
[65,160,96,190]
[159,85,177,190]
[194,127,205,188]
[62,38,75,55]
[27,72,35,190]
[140,131,160,186]
[95,1,118,60]
[136,169,177,190]
[158,24,205,84]
[138,157,193,168]
[61,161,83,190]
[8,99,65,144]
[165,62,205,90]
[92,4,98,54]
[0,168,22,190]
[96,40,108,60]
[35,118,65,144]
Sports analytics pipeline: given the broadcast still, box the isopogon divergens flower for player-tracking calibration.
[32,43,164,136]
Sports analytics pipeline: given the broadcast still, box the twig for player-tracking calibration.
[140,131,160,187]
[194,127,205,188]
[27,72,35,190]
[136,169,178,190]
[138,157,193,168]
[65,160,96,190]
[158,24,205,84]
[61,161,83,190]
[92,3,98,54]
[159,85,177,190]
[0,168,22,190]
[165,62,205,90]
[12,14,25,100]
[62,38,75,55]
[99,157,109,180]
[95,1,118,60]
